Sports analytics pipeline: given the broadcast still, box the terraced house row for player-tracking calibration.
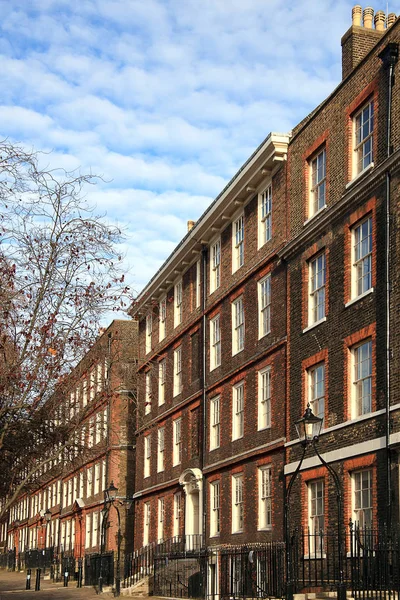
[130,3,400,563]
[1,4,400,597]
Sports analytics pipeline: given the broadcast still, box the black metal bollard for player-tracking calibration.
[77,559,83,588]
[63,570,69,587]
[26,569,31,590]
[35,568,41,591]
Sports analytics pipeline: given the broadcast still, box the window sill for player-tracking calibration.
[232,348,244,357]
[258,330,271,341]
[258,527,272,532]
[304,554,327,560]
[210,533,220,538]
[209,446,220,452]
[346,162,374,189]
[257,425,271,432]
[302,317,327,334]
[345,288,374,308]
[232,530,244,535]
[303,205,327,226]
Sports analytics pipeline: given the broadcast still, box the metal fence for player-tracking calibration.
[84,551,114,587]
[0,549,16,570]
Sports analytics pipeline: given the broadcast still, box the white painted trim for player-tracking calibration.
[284,436,386,475]
[285,409,386,447]
[302,317,327,334]
[390,403,400,412]
[303,205,327,227]
[345,161,374,189]
[345,287,374,308]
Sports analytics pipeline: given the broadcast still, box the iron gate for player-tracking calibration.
[154,553,207,598]
[84,552,114,587]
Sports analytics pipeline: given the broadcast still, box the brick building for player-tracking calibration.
[1,319,137,580]
[130,5,400,592]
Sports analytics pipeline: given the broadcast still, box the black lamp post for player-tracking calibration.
[285,404,346,600]
[98,481,122,596]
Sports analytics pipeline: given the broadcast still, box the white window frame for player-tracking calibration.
[351,217,372,299]
[258,466,272,530]
[309,147,326,216]
[308,480,324,554]
[144,435,151,478]
[210,315,221,370]
[158,498,165,542]
[232,296,244,355]
[143,502,150,546]
[351,340,372,418]
[210,395,220,450]
[210,480,220,537]
[158,359,166,406]
[159,297,167,341]
[145,372,151,414]
[353,99,374,177]
[94,463,100,495]
[195,259,201,308]
[173,418,182,466]
[352,470,373,528]
[145,314,152,354]
[309,253,326,325]
[232,214,244,272]
[232,474,244,533]
[232,382,244,441]
[157,427,165,473]
[258,184,272,247]
[173,493,181,537]
[258,275,271,338]
[308,363,325,426]
[210,238,221,293]
[174,279,183,327]
[258,368,271,431]
[173,347,182,397]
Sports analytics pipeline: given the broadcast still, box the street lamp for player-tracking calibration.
[98,481,122,596]
[285,404,346,600]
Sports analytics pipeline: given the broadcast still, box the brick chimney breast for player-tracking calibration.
[341,5,386,79]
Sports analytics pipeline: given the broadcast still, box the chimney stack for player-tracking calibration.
[187,220,195,232]
[341,5,396,79]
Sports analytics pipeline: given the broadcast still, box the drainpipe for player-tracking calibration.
[201,246,208,546]
[378,42,399,524]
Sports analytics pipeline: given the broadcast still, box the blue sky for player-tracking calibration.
[1,0,399,296]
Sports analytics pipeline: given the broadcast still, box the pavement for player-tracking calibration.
[0,569,116,600]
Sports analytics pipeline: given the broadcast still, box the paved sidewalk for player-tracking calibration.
[0,569,115,599]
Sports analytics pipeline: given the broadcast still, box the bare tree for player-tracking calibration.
[0,140,132,516]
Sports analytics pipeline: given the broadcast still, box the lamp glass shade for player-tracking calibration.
[106,481,118,501]
[295,404,323,443]
[44,509,52,523]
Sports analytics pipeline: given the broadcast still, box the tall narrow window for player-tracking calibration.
[196,260,201,308]
[259,185,272,245]
[258,368,271,430]
[352,470,372,527]
[173,347,182,397]
[210,395,220,450]
[158,359,166,406]
[308,480,324,553]
[309,148,326,216]
[258,467,272,530]
[157,427,165,473]
[144,435,151,478]
[173,493,181,537]
[233,215,244,272]
[159,297,167,341]
[158,498,165,542]
[210,315,221,370]
[308,364,325,425]
[352,340,372,417]
[143,502,150,546]
[174,280,183,327]
[210,239,221,293]
[173,418,182,466]
[354,100,374,175]
[232,474,244,533]
[352,217,372,298]
[146,314,152,354]
[309,253,326,325]
[258,275,271,338]
[232,382,244,440]
[210,481,220,536]
[232,297,244,355]
[145,372,151,414]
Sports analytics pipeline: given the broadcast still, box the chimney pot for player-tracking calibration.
[352,5,362,27]
[363,7,374,29]
[374,10,386,31]
[187,220,195,232]
[387,13,397,27]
